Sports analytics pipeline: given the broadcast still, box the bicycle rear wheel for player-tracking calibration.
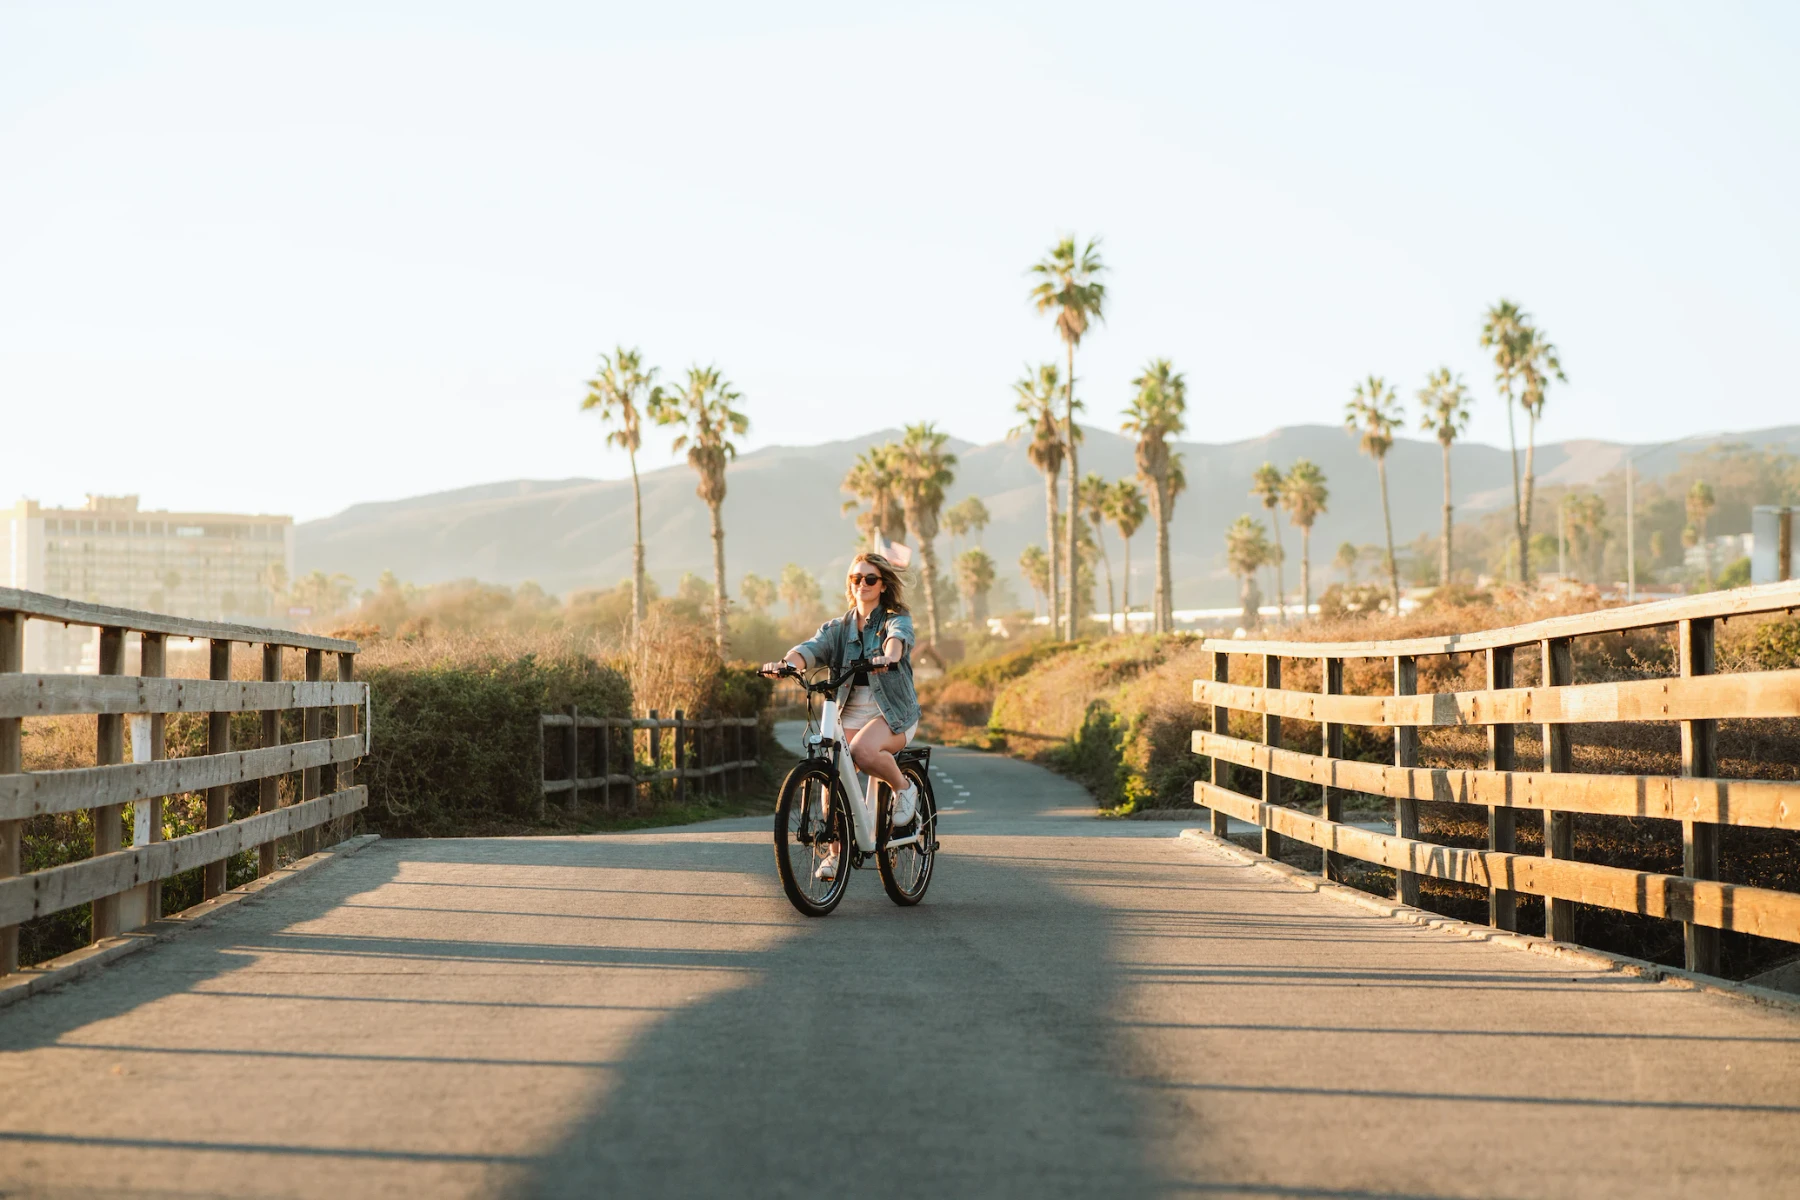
[877,761,936,906]
[773,761,851,917]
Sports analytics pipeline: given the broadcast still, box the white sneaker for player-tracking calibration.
[890,784,919,827]
[814,848,839,881]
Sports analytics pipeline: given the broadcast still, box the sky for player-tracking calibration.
[3,1,1797,521]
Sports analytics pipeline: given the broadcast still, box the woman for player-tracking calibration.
[762,552,921,881]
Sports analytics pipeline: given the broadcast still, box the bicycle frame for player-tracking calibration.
[807,696,929,856]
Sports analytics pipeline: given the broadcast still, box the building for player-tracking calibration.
[1,495,295,671]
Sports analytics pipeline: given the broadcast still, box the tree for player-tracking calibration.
[895,422,958,646]
[1281,459,1329,617]
[1019,544,1049,619]
[1030,235,1107,640]
[1225,515,1272,629]
[581,346,659,636]
[1078,473,1119,634]
[1687,479,1717,587]
[1515,319,1567,584]
[1481,300,1527,583]
[1121,358,1187,633]
[650,365,748,653]
[740,573,778,613]
[1251,462,1287,622]
[1345,375,1404,613]
[1334,541,1359,584]
[956,548,996,625]
[779,563,821,619]
[841,444,906,550]
[944,495,991,557]
[1416,366,1473,586]
[1011,363,1067,635]
[1107,480,1148,632]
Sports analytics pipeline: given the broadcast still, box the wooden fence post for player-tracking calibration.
[259,644,282,877]
[1209,651,1230,838]
[86,627,127,941]
[647,710,661,808]
[1486,645,1517,931]
[0,610,19,974]
[1392,654,1420,907]
[536,714,547,820]
[566,704,580,814]
[203,638,234,899]
[1541,636,1575,942]
[140,632,166,923]
[1320,657,1344,882]
[1680,617,1720,974]
[334,651,356,847]
[299,648,320,859]
[674,710,687,806]
[1260,654,1282,861]
[600,719,613,812]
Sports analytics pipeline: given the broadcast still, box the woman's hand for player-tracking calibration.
[868,653,890,674]
[759,661,791,677]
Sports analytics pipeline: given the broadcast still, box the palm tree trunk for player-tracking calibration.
[1156,481,1174,633]
[629,450,647,634]
[1300,524,1312,618]
[708,500,728,655]
[1520,409,1539,586]
[1043,468,1060,634]
[920,537,942,646]
[1268,516,1286,623]
[1096,525,1115,635]
[1120,533,1132,632]
[1503,388,1525,585]
[1439,439,1453,587]
[1064,341,1079,641]
[1378,455,1400,613]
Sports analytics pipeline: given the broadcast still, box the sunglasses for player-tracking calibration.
[848,573,882,587]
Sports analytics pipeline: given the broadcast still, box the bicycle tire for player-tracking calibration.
[773,761,852,917]
[877,762,936,906]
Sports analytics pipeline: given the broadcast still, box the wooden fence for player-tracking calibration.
[0,588,365,975]
[1191,579,1800,977]
[539,708,760,813]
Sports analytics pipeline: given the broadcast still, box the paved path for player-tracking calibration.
[1,741,1797,1197]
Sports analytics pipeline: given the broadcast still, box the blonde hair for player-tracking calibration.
[844,553,910,613]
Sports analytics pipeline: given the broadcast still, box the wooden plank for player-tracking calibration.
[1541,636,1575,942]
[0,675,365,718]
[0,735,364,821]
[1681,618,1721,974]
[1191,730,1800,829]
[1393,654,1420,907]
[299,651,321,858]
[258,644,282,878]
[1201,578,1800,660]
[91,627,128,939]
[1191,667,1800,727]
[1209,651,1230,839]
[128,631,168,929]
[1260,656,1282,860]
[0,787,367,928]
[0,587,357,652]
[1486,646,1517,931]
[202,639,233,900]
[0,610,19,973]
[1194,781,1800,942]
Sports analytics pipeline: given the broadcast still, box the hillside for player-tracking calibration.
[297,425,1800,609]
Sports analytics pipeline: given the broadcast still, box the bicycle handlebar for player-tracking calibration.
[763,658,878,695]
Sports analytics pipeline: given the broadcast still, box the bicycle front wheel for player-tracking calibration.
[773,761,851,917]
[877,761,936,906]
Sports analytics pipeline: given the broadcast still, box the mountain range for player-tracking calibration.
[297,424,1800,610]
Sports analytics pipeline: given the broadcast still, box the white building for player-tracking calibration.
[1,495,295,671]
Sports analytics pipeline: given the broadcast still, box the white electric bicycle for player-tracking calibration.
[766,659,938,917]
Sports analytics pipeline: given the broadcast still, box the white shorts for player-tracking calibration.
[841,686,918,745]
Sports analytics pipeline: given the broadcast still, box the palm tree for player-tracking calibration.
[841,444,906,550]
[650,365,748,653]
[1077,473,1119,635]
[1251,463,1287,623]
[895,422,958,646]
[1481,300,1527,583]
[1019,544,1049,619]
[1281,459,1329,617]
[1335,541,1359,584]
[1107,480,1148,633]
[779,562,820,620]
[1687,480,1717,587]
[1121,358,1187,633]
[945,496,991,555]
[581,346,659,635]
[1011,363,1067,635]
[1416,366,1473,587]
[956,548,996,625]
[1345,375,1404,614]
[1515,319,1567,584]
[1030,235,1107,640]
[1225,515,1272,629]
[740,573,778,613]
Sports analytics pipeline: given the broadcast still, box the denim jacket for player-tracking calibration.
[791,607,920,733]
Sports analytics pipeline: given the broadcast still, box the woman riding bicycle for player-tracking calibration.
[761,552,920,879]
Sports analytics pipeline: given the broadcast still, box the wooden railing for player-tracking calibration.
[0,588,366,974]
[539,708,760,812]
[1191,579,1800,977]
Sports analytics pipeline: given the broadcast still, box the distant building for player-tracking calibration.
[1,495,294,671]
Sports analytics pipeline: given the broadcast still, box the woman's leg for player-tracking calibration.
[848,717,907,794]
